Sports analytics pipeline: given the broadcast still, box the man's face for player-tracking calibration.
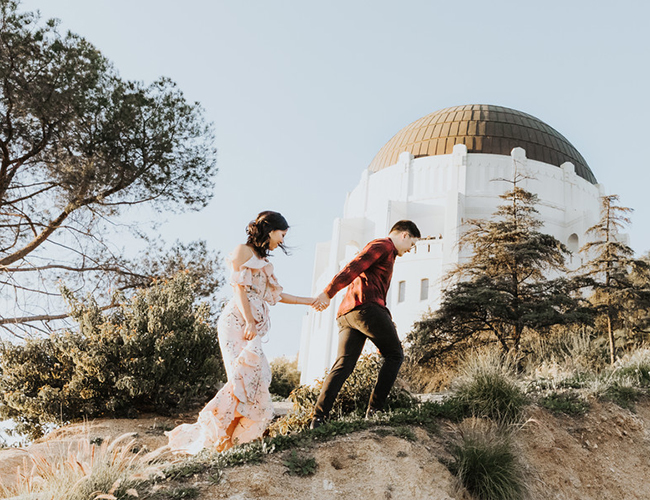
[395,232,417,256]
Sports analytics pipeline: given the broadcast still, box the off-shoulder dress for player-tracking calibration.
[165,254,282,454]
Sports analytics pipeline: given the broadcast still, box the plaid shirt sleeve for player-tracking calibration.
[324,240,390,298]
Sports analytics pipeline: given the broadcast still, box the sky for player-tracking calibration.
[17,0,650,361]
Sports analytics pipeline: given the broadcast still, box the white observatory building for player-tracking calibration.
[298,104,603,384]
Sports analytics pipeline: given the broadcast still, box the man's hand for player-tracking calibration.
[312,292,330,311]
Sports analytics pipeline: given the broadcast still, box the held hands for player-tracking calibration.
[312,292,330,312]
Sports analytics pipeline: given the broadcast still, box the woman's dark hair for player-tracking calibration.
[246,211,289,258]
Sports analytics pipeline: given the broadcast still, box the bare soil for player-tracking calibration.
[1,400,650,499]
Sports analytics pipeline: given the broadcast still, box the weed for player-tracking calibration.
[166,486,200,499]
[163,459,209,481]
[208,470,223,485]
[372,426,416,441]
[539,392,590,416]
[614,349,650,386]
[282,450,317,477]
[603,382,640,410]
[371,428,393,438]
[90,436,104,445]
[393,426,417,441]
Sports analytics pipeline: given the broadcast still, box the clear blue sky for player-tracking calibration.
[20,0,650,360]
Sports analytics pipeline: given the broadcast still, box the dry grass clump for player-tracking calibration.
[450,349,527,425]
[523,329,605,389]
[0,433,163,500]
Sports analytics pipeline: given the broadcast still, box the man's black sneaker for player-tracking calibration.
[310,417,324,429]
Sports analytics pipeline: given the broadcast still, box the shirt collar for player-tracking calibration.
[384,237,398,256]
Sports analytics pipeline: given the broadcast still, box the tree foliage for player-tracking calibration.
[579,195,650,364]
[0,273,225,439]
[408,175,592,364]
[269,356,301,399]
[0,1,219,335]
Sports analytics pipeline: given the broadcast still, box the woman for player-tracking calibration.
[166,211,314,454]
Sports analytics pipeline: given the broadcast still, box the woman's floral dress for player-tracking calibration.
[166,254,282,454]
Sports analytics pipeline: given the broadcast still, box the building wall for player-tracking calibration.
[299,144,603,384]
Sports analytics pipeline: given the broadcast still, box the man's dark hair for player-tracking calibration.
[389,220,421,238]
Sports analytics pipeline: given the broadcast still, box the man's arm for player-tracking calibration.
[324,240,389,297]
[313,240,390,311]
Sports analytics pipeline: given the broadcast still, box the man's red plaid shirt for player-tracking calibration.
[324,238,398,318]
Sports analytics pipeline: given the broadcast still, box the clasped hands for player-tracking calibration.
[311,292,330,312]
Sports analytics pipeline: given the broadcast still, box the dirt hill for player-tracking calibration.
[2,400,650,499]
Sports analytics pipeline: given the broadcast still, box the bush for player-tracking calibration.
[448,421,526,500]
[0,274,225,439]
[269,356,301,398]
[270,354,416,434]
[450,350,527,424]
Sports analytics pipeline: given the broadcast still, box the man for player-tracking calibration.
[311,220,421,429]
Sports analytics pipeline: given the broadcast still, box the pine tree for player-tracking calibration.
[579,195,650,364]
[0,1,219,335]
[409,174,591,364]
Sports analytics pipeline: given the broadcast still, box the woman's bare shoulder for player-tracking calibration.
[231,244,255,268]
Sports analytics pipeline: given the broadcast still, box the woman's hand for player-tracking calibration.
[312,292,330,311]
[244,320,258,340]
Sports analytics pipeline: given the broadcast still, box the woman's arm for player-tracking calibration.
[231,244,258,340]
[279,293,316,306]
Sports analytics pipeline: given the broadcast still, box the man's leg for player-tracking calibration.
[347,304,404,414]
[312,315,366,422]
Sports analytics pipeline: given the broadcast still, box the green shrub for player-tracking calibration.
[0,274,225,439]
[450,351,527,424]
[448,422,525,500]
[269,356,301,398]
[539,392,590,416]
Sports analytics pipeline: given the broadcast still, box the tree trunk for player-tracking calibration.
[607,312,615,365]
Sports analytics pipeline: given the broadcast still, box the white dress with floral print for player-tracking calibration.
[166,254,282,454]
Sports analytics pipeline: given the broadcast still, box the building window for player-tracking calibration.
[420,278,429,300]
[398,281,406,303]
[567,233,579,264]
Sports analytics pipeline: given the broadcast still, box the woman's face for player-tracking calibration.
[268,229,288,250]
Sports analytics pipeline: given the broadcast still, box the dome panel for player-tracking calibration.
[370,105,595,184]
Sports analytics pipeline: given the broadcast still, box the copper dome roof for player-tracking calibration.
[368,104,596,184]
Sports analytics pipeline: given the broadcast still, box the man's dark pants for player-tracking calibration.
[313,303,404,419]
